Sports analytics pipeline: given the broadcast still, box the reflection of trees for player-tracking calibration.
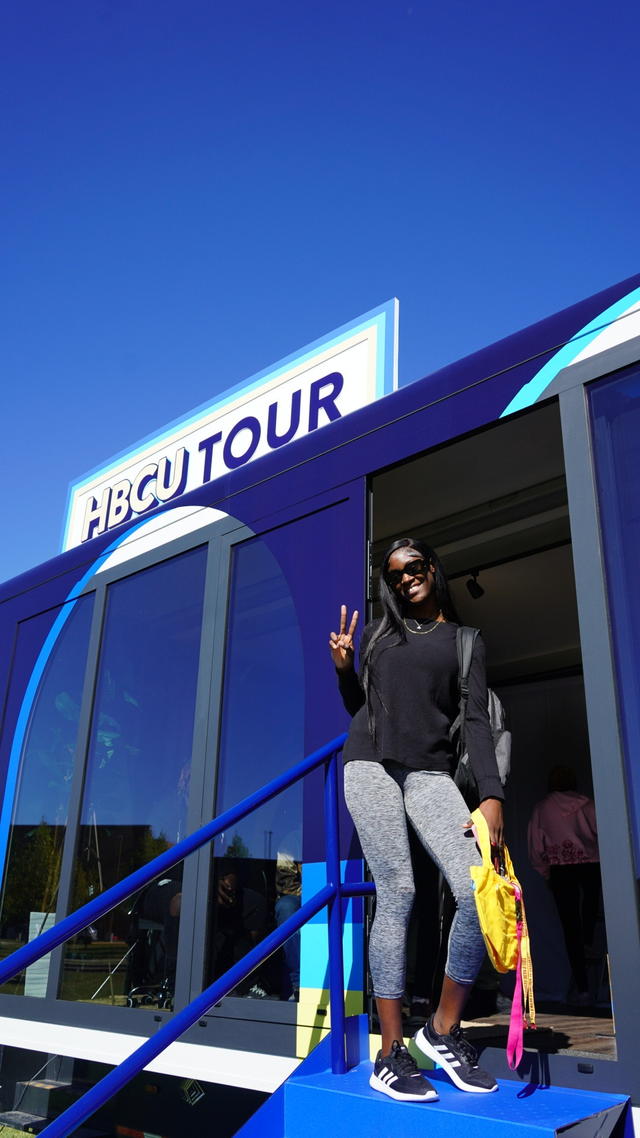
[71,860,90,916]
[141,830,171,865]
[1,822,65,935]
[226,833,251,858]
[67,826,174,944]
[0,823,177,943]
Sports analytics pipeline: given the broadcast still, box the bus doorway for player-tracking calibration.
[369,398,614,1064]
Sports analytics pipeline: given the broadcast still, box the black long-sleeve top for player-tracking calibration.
[338,619,503,803]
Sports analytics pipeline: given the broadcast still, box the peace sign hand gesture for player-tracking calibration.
[329,605,359,672]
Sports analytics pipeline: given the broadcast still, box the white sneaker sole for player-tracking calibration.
[413,1031,497,1094]
[369,1072,439,1102]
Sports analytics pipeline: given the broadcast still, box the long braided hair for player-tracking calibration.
[360,537,460,742]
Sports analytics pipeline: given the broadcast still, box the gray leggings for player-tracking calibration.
[344,760,485,998]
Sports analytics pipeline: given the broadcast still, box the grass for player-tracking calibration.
[0,939,143,1006]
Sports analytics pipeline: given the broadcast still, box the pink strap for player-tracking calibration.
[506,919,524,1069]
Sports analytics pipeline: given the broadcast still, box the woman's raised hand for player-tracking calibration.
[329,605,359,672]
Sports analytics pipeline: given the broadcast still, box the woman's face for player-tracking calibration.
[385,548,436,610]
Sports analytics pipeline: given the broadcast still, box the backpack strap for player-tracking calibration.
[456,626,479,757]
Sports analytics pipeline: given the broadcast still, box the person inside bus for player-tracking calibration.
[528,764,602,1005]
[210,858,270,996]
[330,538,503,1103]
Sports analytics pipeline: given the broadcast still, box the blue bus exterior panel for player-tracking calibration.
[0,272,640,1102]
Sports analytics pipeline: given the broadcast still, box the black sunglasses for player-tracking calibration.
[385,557,429,589]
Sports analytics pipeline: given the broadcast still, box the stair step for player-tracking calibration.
[14,1078,78,1117]
[285,1064,628,1138]
[0,1109,107,1136]
[235,1018,630,1138]
[0,1109,49,1133]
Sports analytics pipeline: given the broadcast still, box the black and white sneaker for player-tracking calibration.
[369,1040,439,1102]
[414,1017,498,1093]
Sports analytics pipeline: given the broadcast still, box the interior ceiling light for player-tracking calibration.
[466,569,485,600]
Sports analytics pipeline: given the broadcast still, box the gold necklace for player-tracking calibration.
[403,617,444,636]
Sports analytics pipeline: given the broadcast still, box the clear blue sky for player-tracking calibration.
[2,0,639,584]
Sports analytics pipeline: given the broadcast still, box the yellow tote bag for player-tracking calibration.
[470,808,535,1068]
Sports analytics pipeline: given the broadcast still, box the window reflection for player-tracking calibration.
[207,539,304,1002]
[0,595,94,997]
[60,546,207,1008]
[591,367,640,871]
[125,863,183,1008]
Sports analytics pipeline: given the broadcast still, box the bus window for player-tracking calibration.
[206,537,304,1003]
[59,545,207,1010]
[0,594,94,997]
[590,365,640,872]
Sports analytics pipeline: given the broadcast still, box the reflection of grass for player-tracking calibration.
[60,969,127,1003]
[0,940,22,956]
[61,941,130,1003]
[0,939,135,1004]
[0,977,25,996]
[0,939,31,996]
[0,940,155,1008]
[64,941,129,964]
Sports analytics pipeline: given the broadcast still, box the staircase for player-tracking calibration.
[236,1017,630,1138]
[0,1077,107,1136]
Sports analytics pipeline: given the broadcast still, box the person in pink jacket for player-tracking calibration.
[528,765,602,1003]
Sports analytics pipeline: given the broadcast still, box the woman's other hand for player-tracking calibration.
[476,798,504,848]
[463,798,504,848]
[329,605,359,672]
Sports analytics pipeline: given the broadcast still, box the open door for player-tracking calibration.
[370,399,614,1065]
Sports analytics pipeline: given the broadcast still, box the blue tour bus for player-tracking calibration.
[1,274,640,1135]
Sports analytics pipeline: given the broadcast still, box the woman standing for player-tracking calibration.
[330,538,503,1102]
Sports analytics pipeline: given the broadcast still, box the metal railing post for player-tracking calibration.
[324,748,346,1074]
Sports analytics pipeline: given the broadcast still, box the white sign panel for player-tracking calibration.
[63,301,398,550]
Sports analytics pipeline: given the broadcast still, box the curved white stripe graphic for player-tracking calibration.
[501,287,640,417]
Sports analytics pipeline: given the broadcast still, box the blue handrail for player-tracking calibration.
[0,733,346,986]
[0,733,375,1138]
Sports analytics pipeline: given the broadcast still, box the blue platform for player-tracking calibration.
[236,1017,630,1138]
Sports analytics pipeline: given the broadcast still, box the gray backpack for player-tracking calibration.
[450,626,511,806]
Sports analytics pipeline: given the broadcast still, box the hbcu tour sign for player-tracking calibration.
[63,302,398,550]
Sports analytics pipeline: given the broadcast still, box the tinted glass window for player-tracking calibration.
[59,546,207,1008]
[207,538,304,1001]
[0,594,94,997]
[590,365,640,869]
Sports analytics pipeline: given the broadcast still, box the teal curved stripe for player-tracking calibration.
[0,518,151,886]
[500,286,640,417]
